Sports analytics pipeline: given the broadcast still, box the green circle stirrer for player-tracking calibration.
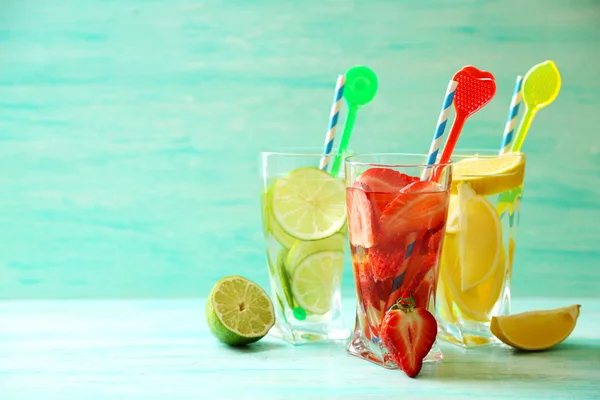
[330,66,378,177]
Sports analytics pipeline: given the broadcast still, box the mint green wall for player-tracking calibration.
[1,0,598,299]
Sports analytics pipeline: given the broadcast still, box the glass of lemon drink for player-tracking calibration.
[261,151,350,344]
[436,150,526,347]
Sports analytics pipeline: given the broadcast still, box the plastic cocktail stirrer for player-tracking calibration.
[437,66,497,169]
[329,66,378,177]
[510,60,561,152]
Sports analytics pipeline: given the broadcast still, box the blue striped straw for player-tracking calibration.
[320,74,346,171]
[500,76,523,155]
[420,80,458,181]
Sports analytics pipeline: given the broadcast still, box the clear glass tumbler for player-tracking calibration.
[344,153,452,368]
[436,151,526,347]
[261,150,350,344]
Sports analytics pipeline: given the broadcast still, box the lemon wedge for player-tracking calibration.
[451,154,525,196]
[441,233,506,322]
[445,194,460,234]
[491,305,581,351]
[457,182,502,292]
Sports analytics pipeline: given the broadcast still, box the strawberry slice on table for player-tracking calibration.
[347,188,378,248]
[380,296,438,378]
[379,181,449,239]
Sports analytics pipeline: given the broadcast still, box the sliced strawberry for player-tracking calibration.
[357,258,393,307]
[346,188,377,248]
[380,298,438,377]
[355,169,419,215]
[356,168,418,193]
[367,239,407,281]
[421,227,445,255]
[412,268,436,310]
[379,181,449,239]
[385,251,436,311]
[365,192,398,217]
[401,257,437,309]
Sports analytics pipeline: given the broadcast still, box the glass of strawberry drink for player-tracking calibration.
[345,154,452,376]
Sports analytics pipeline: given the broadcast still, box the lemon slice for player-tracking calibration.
[452,154,525,196]
[272,167,346,241]
[458,182,502,292]
[445,194,460,233]
[491,305,581,351]
[206,276,275,346]
[291,250,344,314]
[440,234,506,321]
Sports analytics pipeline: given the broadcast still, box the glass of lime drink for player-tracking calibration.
[261,151,351,344]
[436,150,526,347]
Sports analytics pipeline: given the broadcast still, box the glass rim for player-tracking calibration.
[451,149,525,158]
[344,153,453,168]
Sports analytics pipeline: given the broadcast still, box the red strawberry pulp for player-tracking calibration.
[349,168,449,352]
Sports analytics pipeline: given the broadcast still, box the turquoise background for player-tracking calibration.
[0,0,598,299]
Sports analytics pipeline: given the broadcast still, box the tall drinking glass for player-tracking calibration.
[261,151,350,344]
[436,151,526,347]
[344,154,452,368]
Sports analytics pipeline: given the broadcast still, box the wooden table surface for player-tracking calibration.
[1,297,599,400]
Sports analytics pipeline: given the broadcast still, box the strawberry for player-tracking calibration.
[355,169,419,215]
[385,250,436,311]
[421,228,444,255]
[380,296,438,377]
[346,188,377,248]
[401,256,437,309]
[356,168,418,193]
[379,181,449,239]
[356,258,393,307]
[412,267,436,310]
[367,239,407,281]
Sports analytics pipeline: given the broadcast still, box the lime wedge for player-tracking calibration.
[286,233,347,275]
[272,167,346,241]
[291,250,344,315]
[451,154,525,196]
[206,276,275,346]
[457,182,502,292]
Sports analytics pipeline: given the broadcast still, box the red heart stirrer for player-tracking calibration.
[436,66,496,173]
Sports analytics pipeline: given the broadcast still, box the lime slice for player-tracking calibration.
[286,233,347,275]
[291,250,344,315]
[457,182,502,291]
[276,248,295,308]
[451,154,525,196]
[206,276,275,346]
[263,186,296,248]
[445,194,460,233]
[271,167,346,241]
